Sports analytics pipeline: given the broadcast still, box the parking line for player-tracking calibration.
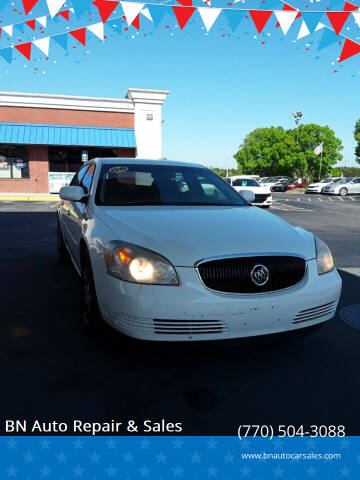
[308,198,311,202]
[327,197,333,201]
[318,198,322,201]
[338,197,344,201]
[297,198,300,202]
[349,196,355,201]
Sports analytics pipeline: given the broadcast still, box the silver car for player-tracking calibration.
[323,177,360,196]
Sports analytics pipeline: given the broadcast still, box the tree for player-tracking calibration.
[354,119,360,164]
[233,123,343,179]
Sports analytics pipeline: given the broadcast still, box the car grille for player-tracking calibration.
[197,256,306,294]
[292,301,337,324]
[153,319,227,335]
[254,193,271,202]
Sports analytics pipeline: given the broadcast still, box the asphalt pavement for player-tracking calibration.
[0,196,359,435]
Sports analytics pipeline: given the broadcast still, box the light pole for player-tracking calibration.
[292,111,303,144]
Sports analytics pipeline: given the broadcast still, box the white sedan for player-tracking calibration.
[227,176,272,208]
[58,158,341,342]
[306,177,341,194]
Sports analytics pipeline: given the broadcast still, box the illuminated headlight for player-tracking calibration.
[104,241,179,285]
[315,236,334,275]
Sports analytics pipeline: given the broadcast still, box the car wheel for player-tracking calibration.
[339,188,348,196]
[57,220,69,263]
[263,205,270,209]
[81,249,102,332]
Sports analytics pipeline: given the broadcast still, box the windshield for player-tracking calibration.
[337,178,353,184]
[232,178,259,187]
[95,164,248,206]
[320,178,332,183]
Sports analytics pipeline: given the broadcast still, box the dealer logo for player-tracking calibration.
[250,264,269,286]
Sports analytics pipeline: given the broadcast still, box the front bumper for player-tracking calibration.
[97,260,342,342]
[252,194,272,206]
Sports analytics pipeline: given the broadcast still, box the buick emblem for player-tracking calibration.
[250,264,269,286]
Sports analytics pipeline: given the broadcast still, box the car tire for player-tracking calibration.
[81,249,103,332]
[339,188,348,196]
[57,220,69,263]
[263,205,270,209]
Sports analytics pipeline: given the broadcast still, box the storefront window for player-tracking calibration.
[48,147,117,173]
[0,146,29,179]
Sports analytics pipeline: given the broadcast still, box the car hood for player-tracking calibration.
[97,206,316,266]
[308,183,322,187]
[233,186,270,194]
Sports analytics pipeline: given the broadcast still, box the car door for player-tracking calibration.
[59,164,89,248]
[351,177,360,194]
[66,162,96,268]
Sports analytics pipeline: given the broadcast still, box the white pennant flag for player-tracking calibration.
[87,22,104,40]
[315,22,325,31]
[46,0,65,18]
[37,16,47,28]
[353,11,360,27]
[201,0,211,6]
[198,7,221,32]
[3,25,13,36]
[141,7,152,22]
[275,10,298,35]
[33,37,50,56]
[314,142,323,156]
[297,20,310,40]
[121,2,144,26]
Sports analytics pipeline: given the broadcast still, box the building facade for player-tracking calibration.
[0,88,169,193]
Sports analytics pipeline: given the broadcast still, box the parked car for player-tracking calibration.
[306,177,342,194]
[227,176,272,208]
[58,158,341,342]
[322,177,360,196]
[285,180,305,191]
[273,178,297,192]
[263,176,290,190]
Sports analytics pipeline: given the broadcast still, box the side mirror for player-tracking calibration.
[59,185,87,202]
[240,189,255,204]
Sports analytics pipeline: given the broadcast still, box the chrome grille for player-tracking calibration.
[293,301,337,324]
[197,256,306,294]
[153,319,227,335]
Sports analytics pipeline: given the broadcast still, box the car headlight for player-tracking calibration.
[104,241,179,285]
[315,236,334,275]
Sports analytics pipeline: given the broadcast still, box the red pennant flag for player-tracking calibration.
[59,9,70,20]
[132,13,140,30]
[15,42,32,60]
[326,11,350,34]
[92,0,119,23]
[22,0,39,15]
[176,0,193,5]
[25,19,36,30]
[249,10,273,34]
[172,6,196,29]
[343,1,359,11]
[339,37,360,61]
[276,3,301,27]
[70,28,86,46]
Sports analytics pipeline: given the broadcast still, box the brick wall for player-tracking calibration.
[0,106,134,128]
[0,145,49,193]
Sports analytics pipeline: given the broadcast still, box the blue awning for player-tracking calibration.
[0,123,136,148]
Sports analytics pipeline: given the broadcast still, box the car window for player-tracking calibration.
[81,163,96,193]
[95,164,248,206]
[353,178,360,184]
[233,178,259,187]
[70,165,89,186]
[338,178,353,184]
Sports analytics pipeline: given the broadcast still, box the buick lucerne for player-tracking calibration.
[57,159,342,341]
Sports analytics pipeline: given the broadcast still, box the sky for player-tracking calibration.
[0,0,359,169]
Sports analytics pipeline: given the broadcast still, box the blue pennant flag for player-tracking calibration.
[16,23,24,33]
[317,27,339,50]
[262,0,282,9]
[71,0,92,18]
[108,22,122,35]
[0,47,13,64]
[223,10,245,32]
[148,5,173,28]
[53,33,68,50]
[301,12,324,33]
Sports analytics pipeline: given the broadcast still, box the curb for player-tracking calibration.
[0,196,59,202]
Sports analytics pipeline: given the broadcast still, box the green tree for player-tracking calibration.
[354,119,360,164]
[233,123,343,179]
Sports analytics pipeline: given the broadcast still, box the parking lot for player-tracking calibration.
[1,195,360,435]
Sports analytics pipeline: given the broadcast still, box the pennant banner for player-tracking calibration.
[87,21,105,39]
[249,10,273,34]
[92,0,119,23]
[198,7,221,32]
[275,9,298,34]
